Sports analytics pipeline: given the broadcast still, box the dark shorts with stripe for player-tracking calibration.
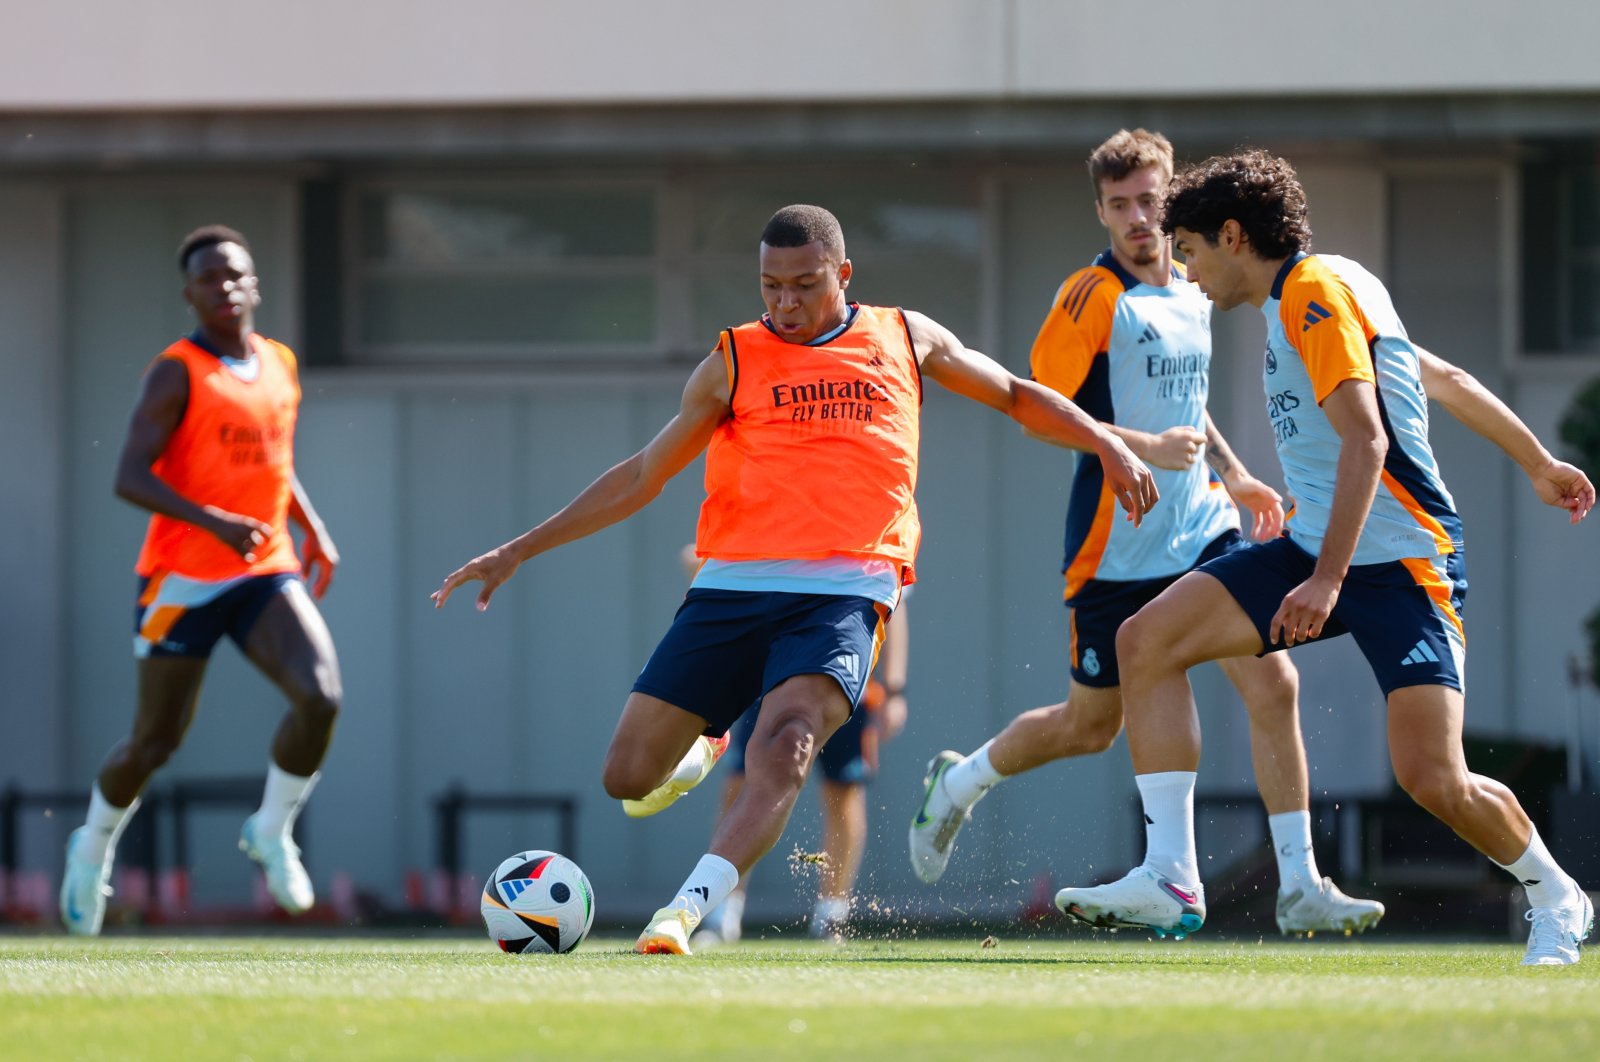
[723,690,880,784]
[632,589,887,738]
[1066,529,1247,688]
[1196,535,1468,695]
[133,572,298,659]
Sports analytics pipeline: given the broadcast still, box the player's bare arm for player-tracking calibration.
[114,357,273,562]
[1204,411,1285,540]
[1270,379,1385,647]
[1417,347,1595,524]
[432,351,732,611]
[289,475,339,600]
[905,310,1158,525]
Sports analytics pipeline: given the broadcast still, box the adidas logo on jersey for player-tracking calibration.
[1136,324,1161,344]
[1400,640,1441,666]
[1301,301,1333,332]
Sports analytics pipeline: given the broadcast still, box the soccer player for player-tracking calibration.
[60,226,343,935]
[694,594,910,947]
[908,129,1384,935]
[432,203,1158,955]
[1054,151,1597,966]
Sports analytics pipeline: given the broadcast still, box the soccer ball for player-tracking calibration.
[481,850,595,954]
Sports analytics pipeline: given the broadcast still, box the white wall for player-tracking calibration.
[4,0,1600,110]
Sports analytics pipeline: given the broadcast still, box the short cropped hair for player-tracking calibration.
[178,224,251,273]
[760,204,846,261]
[1160,150,1312,259]
[1087,129,1175,199]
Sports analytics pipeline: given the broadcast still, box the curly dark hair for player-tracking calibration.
[1160,150,1311,259]
[177,224,251,273]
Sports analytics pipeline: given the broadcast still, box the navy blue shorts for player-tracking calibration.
[1066,530,1247,688]
[1197,535,1468,695]
[723,691,880,784]
[632,589,888,737]
[134,571,298,659]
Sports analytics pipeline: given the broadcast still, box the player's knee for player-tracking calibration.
[1076,709,1123,754]
[293,687,340,733]
[1115,612,1166,673]
[1396,765,1468,819]
[599,750,654,801]
[748,718,816,792]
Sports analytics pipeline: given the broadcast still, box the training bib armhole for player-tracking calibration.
[720,330,739,407]
[895,308,924,406]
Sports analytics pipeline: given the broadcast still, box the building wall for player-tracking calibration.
[3,132,1597,921]
[4,0,1600,109]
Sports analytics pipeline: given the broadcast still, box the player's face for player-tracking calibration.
[759,241,851,344]
[1096,165,1170,267]
[1172,227,1246,311]
[183,242,260,333]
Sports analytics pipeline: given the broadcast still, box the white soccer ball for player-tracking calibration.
[480,850,595,954]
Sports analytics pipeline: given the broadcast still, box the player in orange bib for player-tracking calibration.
[60,226,344,935]
[433,203,1158,955]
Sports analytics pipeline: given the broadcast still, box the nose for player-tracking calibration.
[776,286,801,311]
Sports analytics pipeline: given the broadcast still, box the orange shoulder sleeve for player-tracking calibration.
[1278,266,1376,405]
[1029,267,1117,400]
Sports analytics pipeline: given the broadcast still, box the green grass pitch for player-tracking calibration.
[3,935,1596,1060]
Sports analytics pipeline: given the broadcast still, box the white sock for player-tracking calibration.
[710,888,746,940]
[1495,827,1577,909]
[943,741,1004,808]
[77,785,139,865]
[813,895,850,925]
[669,853,740,921]
[669,738,710,785]
[1136,771,1199,884]
[254,763,320,838]
[1268,810,1321,893]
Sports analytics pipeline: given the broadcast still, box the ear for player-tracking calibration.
[838,258,852,289]
[1094,198,1108,230]
[1220,219,1245,254]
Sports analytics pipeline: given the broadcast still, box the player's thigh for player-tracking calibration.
[1386,683,1469,789]
[607,691,713,775]
[1120,570,1265,668]
[240,577,342,704]
[131,655,208,743]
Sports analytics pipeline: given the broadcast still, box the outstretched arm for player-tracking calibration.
[432,351,731,611]
[1204,411,1285,541]
[1419,347,1594,524]
[906,310,1157,525]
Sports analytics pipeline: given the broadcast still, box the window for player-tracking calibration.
[350,183,659,361]
[341,168,986,364]
[1522,144,1600,355]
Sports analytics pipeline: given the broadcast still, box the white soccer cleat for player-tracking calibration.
[239,813,315,914]
[1055,864,1207,939]
[908,750,970,884]
[59,827,114,937]
[1276,877,1386,936]
[1521,888,1593,967]
[622,733,731,819]
[635,905,699,955]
